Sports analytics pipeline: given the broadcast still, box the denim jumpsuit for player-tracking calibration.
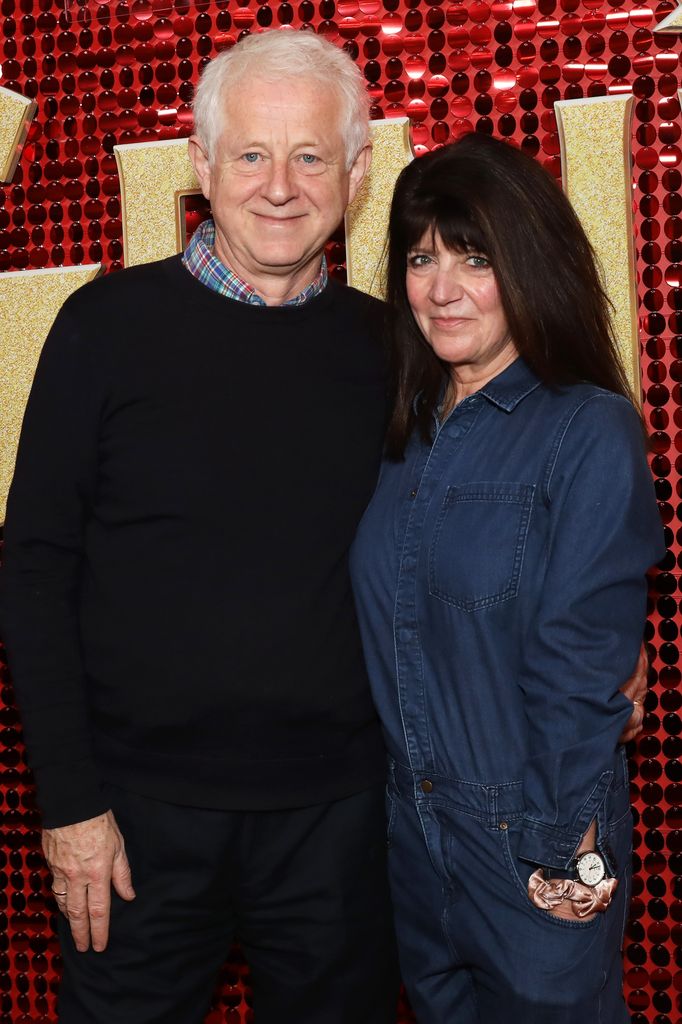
[350,359,664,1024]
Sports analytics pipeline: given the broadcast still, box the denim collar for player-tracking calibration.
[413,358,541,417]
[478,357,542,412]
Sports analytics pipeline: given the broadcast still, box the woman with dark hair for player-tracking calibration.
[350,133,663,1023]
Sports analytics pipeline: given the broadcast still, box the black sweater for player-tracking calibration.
[0,256,389,828]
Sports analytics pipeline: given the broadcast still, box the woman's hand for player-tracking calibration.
[618,644,647,744]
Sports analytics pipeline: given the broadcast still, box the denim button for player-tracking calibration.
[420,779,433,793]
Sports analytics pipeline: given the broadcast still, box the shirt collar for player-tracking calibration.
[412,358,541,417]
[182,217,328,307]
[477,357,542,412]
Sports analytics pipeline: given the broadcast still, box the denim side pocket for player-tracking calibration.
[500,821,602,931]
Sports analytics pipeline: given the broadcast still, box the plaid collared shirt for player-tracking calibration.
[182,217,328,306]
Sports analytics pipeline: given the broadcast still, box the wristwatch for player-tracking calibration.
[543,849,609,888]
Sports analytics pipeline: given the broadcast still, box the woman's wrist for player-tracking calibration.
[577,819,597,855]
[528,821,616,918]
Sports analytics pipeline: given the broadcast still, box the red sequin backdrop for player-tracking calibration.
[0,0,680,1020]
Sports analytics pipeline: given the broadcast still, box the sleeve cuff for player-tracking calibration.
[31,757,109,829]
[519,770,614,869]
[517,819,583,870]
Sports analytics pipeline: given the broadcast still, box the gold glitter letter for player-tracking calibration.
[115,139,201,268]
[655,4,682,33]
[555,95,639,398]
[346,118,414,297]
[0,89,101,522]
[0,266,102,522]
[0,86,36,184]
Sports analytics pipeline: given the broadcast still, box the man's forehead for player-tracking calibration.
[218,79,343,150]
[222,76,340,124]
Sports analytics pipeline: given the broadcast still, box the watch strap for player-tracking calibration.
[542,849,609,885]
[542,865,574,881]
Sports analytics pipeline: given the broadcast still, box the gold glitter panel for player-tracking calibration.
[0,86,36,185]
[0,265,102,523]
[555,95,640,401]
[346,118,414,298]
[115,139,201,267]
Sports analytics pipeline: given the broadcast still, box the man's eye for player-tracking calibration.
[242,153,261,163]
[299,154,319,164]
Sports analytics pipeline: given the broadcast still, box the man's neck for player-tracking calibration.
[213,235,323,308]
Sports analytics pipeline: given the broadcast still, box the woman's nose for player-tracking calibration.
[429,269,465,306]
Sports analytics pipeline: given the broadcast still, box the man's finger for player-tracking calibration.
[87,879,112,953]
[53,893,68,916]
[66,885,92,952]
[111,846,136,902]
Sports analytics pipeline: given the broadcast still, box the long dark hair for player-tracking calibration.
[384,132,637,459]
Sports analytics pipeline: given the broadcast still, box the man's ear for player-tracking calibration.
[347,143,372,205]
[188,136,212,202]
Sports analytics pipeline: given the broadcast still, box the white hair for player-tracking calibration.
[192,30,370,169]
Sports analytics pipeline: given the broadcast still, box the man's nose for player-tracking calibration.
[261,158,298,205]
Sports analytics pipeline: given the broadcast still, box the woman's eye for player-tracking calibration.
[466,253,490,269]
[408,254,432,268]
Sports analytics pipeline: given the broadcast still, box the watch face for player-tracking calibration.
[576,851,606,887]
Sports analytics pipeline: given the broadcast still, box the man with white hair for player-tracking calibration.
[0,30,398,1023]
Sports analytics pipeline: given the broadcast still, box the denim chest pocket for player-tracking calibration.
[428,481,536,611]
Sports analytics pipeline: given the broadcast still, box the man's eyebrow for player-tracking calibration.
[227,139,328,152]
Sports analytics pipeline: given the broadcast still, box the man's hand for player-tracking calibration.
[619,644,648,744]
[43,810,135,953]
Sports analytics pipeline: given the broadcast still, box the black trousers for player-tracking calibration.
[57,784,399,1024]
